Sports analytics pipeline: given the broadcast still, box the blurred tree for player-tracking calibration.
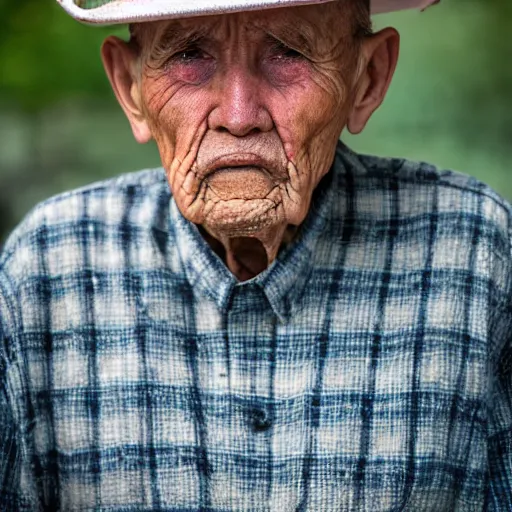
[0,0,115,110]
[0,0,126,244]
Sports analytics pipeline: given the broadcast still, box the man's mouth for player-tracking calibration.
[202,153,286,183]
[212,164,266,174]
[206,166,276,201]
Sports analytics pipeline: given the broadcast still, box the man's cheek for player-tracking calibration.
[278,104,342,197]
[142,82,209,211]
[142,73,182,116]
[272,96,332,163]
[142,72,210,125]
[268,93,313,162]
[145,91,211,160]
[150,114,209,211]
[297,91,345,168]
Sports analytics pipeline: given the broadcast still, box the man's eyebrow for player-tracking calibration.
[261,23,317,57]
[152,22,211,55]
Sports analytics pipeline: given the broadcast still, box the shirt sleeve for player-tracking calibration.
[486,224,512,511]
[0,357,23,510]
[487,342,512,510]
[0,270,37,511]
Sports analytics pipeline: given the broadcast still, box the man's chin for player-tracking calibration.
[203,198,282,238]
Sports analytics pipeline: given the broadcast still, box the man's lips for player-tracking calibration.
[201,153,286,182]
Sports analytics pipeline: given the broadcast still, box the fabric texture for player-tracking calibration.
[57,0,440,25]
[0,143,511,511]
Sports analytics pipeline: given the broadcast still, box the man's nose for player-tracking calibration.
[208,66,273,137]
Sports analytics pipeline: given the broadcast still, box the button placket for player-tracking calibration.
[223,284,277,506]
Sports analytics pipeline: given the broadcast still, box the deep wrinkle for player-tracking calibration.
[144,22,217,70]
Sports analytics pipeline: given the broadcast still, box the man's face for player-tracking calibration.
[131,3,362,241]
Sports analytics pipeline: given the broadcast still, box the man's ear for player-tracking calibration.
[347,27,399,135]
[101,36,152,144]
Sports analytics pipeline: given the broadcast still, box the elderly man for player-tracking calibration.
[0,0,511,510]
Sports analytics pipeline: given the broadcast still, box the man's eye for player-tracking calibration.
[165,45,215,84]
[263,41,310,86]
[172,47,206,62]
[270,43,304,61]
[280,48,302,59]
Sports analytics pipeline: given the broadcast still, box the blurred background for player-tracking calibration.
[0,0,511,244]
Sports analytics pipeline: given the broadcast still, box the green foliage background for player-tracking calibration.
[0,0,511,242]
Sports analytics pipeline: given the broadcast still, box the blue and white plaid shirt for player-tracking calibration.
[1,143,511,511]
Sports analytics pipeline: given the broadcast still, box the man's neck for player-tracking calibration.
[199,224,298,281]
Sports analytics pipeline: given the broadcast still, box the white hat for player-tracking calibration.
[57,0,439,25]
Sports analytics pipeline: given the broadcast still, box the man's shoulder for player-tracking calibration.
[340,147,512,233]
[0,168,169,277]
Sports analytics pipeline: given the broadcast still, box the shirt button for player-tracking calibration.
[250,407,272,432]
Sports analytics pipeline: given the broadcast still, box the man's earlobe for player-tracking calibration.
[101,36,152,144]
[347,27,400,135]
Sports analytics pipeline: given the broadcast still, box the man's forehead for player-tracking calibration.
[140,3,352,48]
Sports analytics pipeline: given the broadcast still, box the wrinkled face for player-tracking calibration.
[134,4,362,239]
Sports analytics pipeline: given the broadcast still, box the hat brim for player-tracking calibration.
[57,0,439,25]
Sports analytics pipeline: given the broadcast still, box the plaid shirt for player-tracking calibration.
[1,144,511,512]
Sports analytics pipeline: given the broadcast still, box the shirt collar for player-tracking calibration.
[170,149,341,322]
